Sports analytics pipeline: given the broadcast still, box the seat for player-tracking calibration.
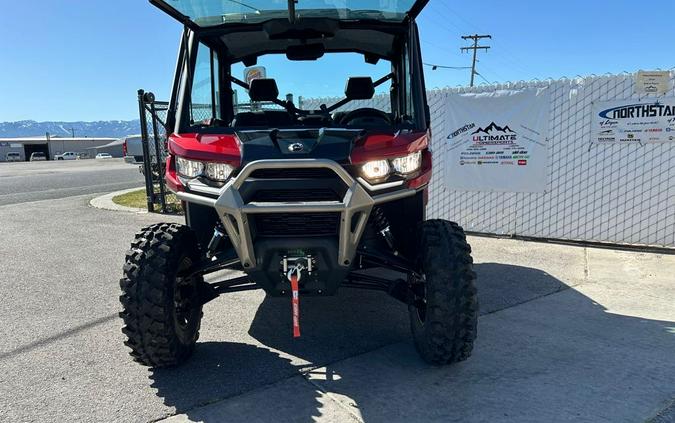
[264,110,294,127]
[248,79,280,102]
[345,77,375,100]
[232,111,267,127]
[231,110,294,128]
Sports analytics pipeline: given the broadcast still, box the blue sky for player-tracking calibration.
[1,0,674,122]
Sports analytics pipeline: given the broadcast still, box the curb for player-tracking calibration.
[89,187,148,213]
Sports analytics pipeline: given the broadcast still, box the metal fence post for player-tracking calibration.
[150,101,167,213]
[138,89,155,213]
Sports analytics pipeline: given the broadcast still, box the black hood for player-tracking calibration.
[236,128,363,166]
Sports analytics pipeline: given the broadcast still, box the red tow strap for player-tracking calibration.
[290,274,301,338]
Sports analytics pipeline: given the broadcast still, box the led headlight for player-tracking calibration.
[391,151,422,174]
[361,159,391,180]
[205,162,234,182]
[175,157,204,178]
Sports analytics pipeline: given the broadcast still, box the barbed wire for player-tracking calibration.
[426,67,674,90]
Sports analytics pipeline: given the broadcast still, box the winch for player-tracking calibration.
[281,255,315,338]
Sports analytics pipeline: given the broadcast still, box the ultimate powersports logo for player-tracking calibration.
[599,102,675,120]
[471,122,517,145]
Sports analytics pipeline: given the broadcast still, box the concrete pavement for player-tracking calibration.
[160,244,675,423]
[0,159,144,205]
[89,187,147,213]
[0,181,673,422]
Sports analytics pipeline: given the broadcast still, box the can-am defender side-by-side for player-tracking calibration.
[120,0,478,367]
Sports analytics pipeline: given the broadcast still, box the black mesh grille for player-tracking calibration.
[252,189,340,202]
[249,168,337,179]
[254,213,340,237]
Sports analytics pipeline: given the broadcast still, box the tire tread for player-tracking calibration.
[119,223,202,367]
[410,219,479,365]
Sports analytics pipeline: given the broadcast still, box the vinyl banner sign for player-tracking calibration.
[635,71,672,95]
[592,98,675,144]
[444,88,550,192]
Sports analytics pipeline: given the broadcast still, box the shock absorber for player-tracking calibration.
[206,222,226,258]
[371,207,397,252]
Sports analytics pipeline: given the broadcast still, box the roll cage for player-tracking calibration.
[158,2,430,134]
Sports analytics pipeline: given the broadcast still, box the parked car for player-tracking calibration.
[54,152,79,160]
[123,135,144,164]
[123,135,159,164]
[29,152,47,161]
[123,134,165,179]
[95,153,113,160]
[5,152,21,162]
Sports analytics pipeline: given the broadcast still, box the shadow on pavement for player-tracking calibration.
[148,342,298,415]
[148,263,675,422]
[0,313,117,361]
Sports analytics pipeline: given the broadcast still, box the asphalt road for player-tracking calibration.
[0,162,673,422]
[0,159,144,206]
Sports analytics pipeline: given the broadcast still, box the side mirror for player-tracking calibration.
[242,56,258,67]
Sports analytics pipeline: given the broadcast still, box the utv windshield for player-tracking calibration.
[157,0,420,26]
[231,53,392,113]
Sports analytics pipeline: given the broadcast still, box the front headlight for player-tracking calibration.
[361,159,391,180]
[176,157,204,178]
[391,151,422,175]
[205,162,234,182]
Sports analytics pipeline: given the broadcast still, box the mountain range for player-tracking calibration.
[0,120,141,138]
[472,122,515,135]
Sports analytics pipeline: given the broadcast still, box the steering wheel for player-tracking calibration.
[339,108,392,127]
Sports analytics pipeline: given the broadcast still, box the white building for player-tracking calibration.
[0,135,120,161]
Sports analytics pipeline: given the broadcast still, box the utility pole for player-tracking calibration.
[461,34,491,87]
[69,127,76,138]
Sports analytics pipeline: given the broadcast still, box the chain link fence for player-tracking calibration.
[138,90,177,213]
[426,74,674,248]
[139,71,674,247]
[300,96,391,113]
[305,72,675,248]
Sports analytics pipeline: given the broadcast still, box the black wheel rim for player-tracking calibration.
[413,273,428,324]
[173,256,199,343]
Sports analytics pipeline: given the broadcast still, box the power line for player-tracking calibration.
[474,71,492,85]
[424,62,471,70]
[422,6,464,35]
[421,39,456,55]
[440,5,531,77]
[460,34,491,87]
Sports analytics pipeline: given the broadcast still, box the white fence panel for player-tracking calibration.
[303,72,675,247]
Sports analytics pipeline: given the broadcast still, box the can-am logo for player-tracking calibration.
[288,143,304,152]
[471,122,517,145]
[599,102,675,120]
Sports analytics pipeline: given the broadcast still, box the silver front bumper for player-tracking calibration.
[176,159,416,270]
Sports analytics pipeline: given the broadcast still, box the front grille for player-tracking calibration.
[252,188,340,202]
[254,213,340,237]
[250,168,337,179]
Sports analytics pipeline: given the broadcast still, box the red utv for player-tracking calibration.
[120,0,478,367]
